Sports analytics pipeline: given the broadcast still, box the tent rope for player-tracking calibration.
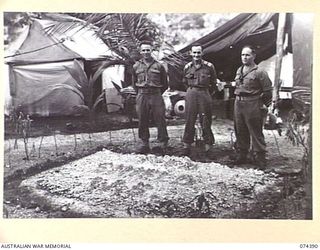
[4,39,65,59]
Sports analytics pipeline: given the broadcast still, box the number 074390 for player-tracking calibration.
[300,244,319,248]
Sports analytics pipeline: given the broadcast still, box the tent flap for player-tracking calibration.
[11,61,85,116]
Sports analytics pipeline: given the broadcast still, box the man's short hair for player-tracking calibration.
[242,45,256,55]
[191,43,203,50]
[139,40,153,47]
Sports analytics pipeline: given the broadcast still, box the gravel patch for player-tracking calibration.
[20,149,280,218]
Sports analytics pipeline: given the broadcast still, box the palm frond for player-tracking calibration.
[41,13,89,36]
[64,59,89,88]
[79,13,163,60]
[111,81,122,93]
[91,59,126,84]
[92,90,107,111]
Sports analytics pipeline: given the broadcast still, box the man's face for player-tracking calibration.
[241,47,256,66]
[140,44,152,60]
[191,46,202,62]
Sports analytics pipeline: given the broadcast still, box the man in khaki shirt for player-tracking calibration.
[132,40,169,154]
[233,45,273,169]
[182,43,217,156]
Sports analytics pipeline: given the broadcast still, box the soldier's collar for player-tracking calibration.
[240,64,258,78]
[242,64,258,70]
[191,59,204,68]
[140,58,156,65]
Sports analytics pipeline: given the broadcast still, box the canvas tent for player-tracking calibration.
[4,14,123,116]
[290,14,313,116]
[171,13,312,114]
[258,52,293,99]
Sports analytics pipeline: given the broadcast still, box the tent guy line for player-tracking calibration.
[4,38,65,59]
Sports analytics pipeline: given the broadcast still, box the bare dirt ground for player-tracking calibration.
[3,114,309,219]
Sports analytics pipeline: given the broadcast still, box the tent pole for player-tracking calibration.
[272,13,287,109]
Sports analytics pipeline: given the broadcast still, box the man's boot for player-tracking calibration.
[160,141,168,149]
[205,143,217,160]
[232,151,248,165]
[152,141,168,155]
[204,144,212,153]
[182,143,191,156]
[137,141,150,154]
[254,152,267,169]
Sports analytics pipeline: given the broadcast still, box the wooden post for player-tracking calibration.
[272,13,287,108]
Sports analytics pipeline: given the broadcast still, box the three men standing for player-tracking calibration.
[181,44,218,156]
[233,45,273,169]
[132,40,169,154]
[132,41,272,170]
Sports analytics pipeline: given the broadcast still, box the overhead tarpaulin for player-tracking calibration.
[10,61,85,116]
[291,14,313,116]
[180,13,276,54]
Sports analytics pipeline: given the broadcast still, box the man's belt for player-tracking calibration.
[235,94,260,101]
[188,85,208,90]
[137,88,161,94]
